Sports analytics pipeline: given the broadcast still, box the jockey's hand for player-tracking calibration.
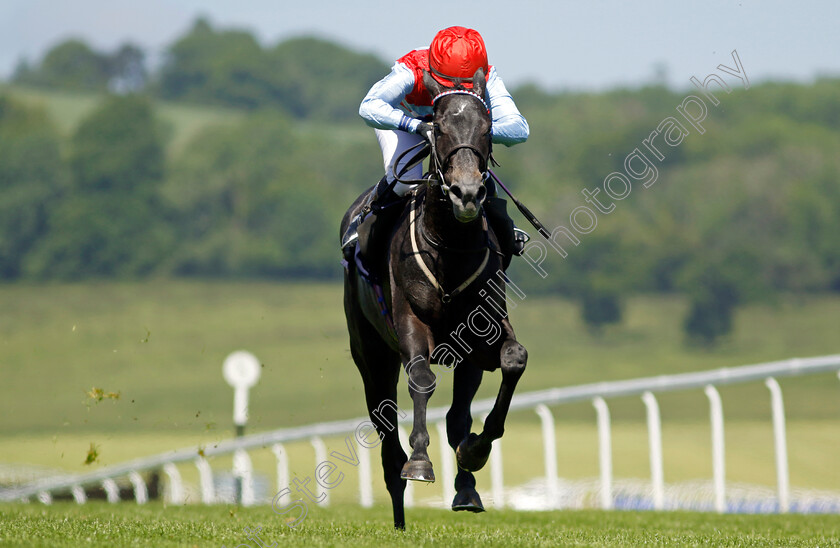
[415,122,434,144]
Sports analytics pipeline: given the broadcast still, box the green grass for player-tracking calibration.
[1,282,839,504]
[1,282,838,438]
[1,282,839,544]
[1,502,838,547]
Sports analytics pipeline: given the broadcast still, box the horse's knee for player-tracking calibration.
[408,369,436,394]
[405,356,437,394]
[500,341,527,377]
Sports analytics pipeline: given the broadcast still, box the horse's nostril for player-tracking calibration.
[450,186,463,199]
[477,186,487,202]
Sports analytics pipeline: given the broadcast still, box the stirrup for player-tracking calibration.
[341,212,364,257]
[513,228,530,256]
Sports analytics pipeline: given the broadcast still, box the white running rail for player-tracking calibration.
[2,354,839,512]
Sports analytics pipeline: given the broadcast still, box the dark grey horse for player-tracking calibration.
[340,68,528,529]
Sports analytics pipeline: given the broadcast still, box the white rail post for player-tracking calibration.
[232,449,255,506]
[490,439,504,508]
[195,457,215,504]
[535,404,559,509]
[37,491,52,505]
[357,438,374,508]
[102,478,120,503]
[436,421,456,507]
[271,443,289,504]
[482,413,504,508]
[71,485,86,505]
[163,463,185,505]
[704,385,726,513]
[397,426,414,508]
[310,437,329,507]
[129,471,148,504]
[592,397,613,510]
[765,377,790,513]
[642,391,664,510]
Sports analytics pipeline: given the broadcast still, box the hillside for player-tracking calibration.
[0,84,244,154]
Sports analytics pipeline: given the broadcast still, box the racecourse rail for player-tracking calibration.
[2,354,839,512]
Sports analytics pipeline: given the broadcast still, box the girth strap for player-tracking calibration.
[408,194,489,304]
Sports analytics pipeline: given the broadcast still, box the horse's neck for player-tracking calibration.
[421,187,486,251]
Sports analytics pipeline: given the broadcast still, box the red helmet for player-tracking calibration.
[428,26,489,88]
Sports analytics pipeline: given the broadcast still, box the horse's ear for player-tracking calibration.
[423,70,444,99]
[472,67,486,98]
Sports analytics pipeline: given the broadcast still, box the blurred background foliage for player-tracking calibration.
[2,18,839,344]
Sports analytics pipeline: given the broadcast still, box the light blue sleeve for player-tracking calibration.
[358,62,421,133]
[486,67,529,146]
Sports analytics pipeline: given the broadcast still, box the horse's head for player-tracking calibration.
[423,68,491,223]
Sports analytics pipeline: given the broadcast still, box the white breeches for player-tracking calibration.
[375,128,424,196]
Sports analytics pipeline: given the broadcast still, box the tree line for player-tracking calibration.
[3,19,840,344]
[13,17,388,120]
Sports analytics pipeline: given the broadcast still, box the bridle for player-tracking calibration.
[428,89,492,195]
[402,88,496,303]
[389,85,553,296]
[391,88,493,195]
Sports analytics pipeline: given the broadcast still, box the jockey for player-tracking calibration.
[341,26,530,266]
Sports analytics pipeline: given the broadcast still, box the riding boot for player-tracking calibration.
[357,181,405,266]
[483,196,528,271]
[341,177,404,264]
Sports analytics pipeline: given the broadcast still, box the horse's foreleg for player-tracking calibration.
[456,337,527,472]
[400,348,437,482]
[447,364,485,512]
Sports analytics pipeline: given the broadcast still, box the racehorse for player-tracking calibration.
[340,68,528,529]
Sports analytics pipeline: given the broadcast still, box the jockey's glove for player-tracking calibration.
[415,122,434,143]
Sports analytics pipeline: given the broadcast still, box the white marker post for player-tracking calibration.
[223,350,261,503]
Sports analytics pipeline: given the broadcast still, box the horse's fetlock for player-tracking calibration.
[408,431,430,450]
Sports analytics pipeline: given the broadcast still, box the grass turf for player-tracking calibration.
[1,282,839,525]
[1,502,839,547]
[1,281,839,438]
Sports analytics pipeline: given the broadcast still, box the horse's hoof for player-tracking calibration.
[452,487,485,512]
[400,459,435,482]
[456,433,490,472]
